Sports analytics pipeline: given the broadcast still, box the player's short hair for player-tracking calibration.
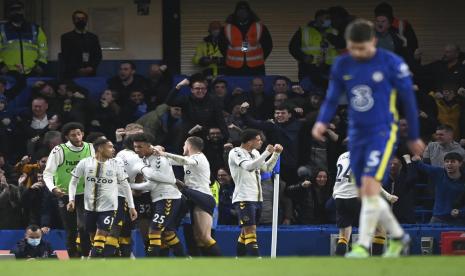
[26,224,40,232]
[444,152,463,162]
[86,132,106,143]
[131,133,154,145]
[186,136,204,151]
[345,19,375,43]
[62,122,85,137]
[436,124,454,133]
[92,137,111,152]
[240,129,262,144]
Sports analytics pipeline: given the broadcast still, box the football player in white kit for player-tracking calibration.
[154,136,221,256]
[333,151,399,256]
[67,138,137,258]
[228,129,282,257]
[131,133,186,257]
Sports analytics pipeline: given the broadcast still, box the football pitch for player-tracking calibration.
[2,257,464,276]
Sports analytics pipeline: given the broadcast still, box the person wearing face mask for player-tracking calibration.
[60,10,102,79]
[219,1,273,76]
[11,225,55,259]
[289,9,339,81]
[0,1,48,76]
[193,21,225,78]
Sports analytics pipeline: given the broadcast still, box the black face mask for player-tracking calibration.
[10,13,24,24]
[74,20,87,30]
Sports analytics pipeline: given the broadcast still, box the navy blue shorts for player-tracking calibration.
[85,210,117,233]
[183,188,216,216]
[150,199,182,231]
[234,201,262,227]
[349,124,398,186]
[112,196,132,237]
[335,198,361,228]
[134,192,153,220]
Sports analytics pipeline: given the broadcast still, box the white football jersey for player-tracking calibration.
[332,152,359,199]
[115,149,146,197]
[182,153,212,196]
[72,157,128,212]
[229,147,265,203]
[141,155,181,202]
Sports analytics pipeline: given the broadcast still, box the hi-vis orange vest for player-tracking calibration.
[224,22,264,68]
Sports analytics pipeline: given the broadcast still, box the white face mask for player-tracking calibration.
[211,30,221,37]
[27,238,41,247]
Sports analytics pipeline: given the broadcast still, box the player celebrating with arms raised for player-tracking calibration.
[312,19,424,258]
[228,129,282,257]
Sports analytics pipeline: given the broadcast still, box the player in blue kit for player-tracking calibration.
[312,19,425,258]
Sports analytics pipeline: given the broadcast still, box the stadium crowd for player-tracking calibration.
[1,0,465,259]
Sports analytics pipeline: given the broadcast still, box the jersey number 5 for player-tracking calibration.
[367,151,381,167]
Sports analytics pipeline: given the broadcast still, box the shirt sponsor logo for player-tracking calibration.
[350,85,374,112]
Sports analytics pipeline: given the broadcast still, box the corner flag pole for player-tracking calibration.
[271,157,280,258]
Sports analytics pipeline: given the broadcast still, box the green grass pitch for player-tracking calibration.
[1,257,465,276]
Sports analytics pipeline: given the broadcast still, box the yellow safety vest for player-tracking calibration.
[210,181,220,205]
[0,23,48,74]
[300,26,338,65]
[192,40,223,77]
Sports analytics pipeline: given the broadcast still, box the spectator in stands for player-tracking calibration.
[20,170,47,226]
[193,21,224,78]
[220,1,273,76]
[413,153,465,225]
[211,79,229,112]
[386,155,417,224]
[0,75,26,102]
[15,155,47,190]
[31,81,61,115]
[146,63,172,107]
[433,81,464,139]
[0,1,47,76]
[289,9,338,81]
[11,224,54,259]
[120,90,149,126]
[165,75,229,151]
[423,125,465,167]
[56,82,91,126]
[90,89,120,141]
[246,77,273,120]
[240,102,307,186]
[272,76,290,95]
[136,103,182,149]
[60,10,102,79]
[413,44,465,92]
[415,86,439,142]
[216,168,236,225]
[15,98,51,159]
[374,9,410,62]
[224,101,246,144]
[29,129,63,161]
[107,61,148,104]
[0,168,23,229]
[260,171,292,226]
[327,6,354,51]
[374,2,418,58]
[204,128,228,175]
[285,167,332,224]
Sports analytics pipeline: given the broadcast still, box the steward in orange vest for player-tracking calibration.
[219,1,272,76]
